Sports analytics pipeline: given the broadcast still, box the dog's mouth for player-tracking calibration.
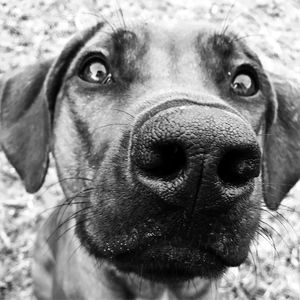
[112,242,227,282]
[79,222,247,283]
[76,203,255,283]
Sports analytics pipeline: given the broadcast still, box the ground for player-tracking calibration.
[0,0,300,299]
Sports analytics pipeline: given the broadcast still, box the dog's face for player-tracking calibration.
[54,22,273,281]
[1,21,300,284]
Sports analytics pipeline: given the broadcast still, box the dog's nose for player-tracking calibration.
[130,104,261,208]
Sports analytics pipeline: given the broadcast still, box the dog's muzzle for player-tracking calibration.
[83,98,262,282]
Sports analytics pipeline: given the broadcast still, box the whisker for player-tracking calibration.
[48,206,93,244]
[38,187,95,216]
[232,33,265,42]
[220,0,237,35]
[79,11,118,34]
[41,176,93,193]
[91,123,133,135]
[116,0,126,29]
[40,200,89,216]
[55,189,93,230]
[113,0,126,30]
[111,108,134,119]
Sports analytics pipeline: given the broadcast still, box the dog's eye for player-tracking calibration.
[79,58,112,84]
[231,71,258,97]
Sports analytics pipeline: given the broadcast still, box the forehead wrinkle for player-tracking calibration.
[129,25,225,92]
[169,32,206,86]
[143,25,211,87]
[142,27,174,84]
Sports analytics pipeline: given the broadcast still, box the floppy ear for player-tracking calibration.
[263,73,300,210]
[0,61,53,193]
[0,24,103,193]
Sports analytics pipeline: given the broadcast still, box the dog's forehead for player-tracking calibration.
[82,21,239,56]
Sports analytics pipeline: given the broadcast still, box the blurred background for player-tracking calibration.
[0,0,300,299]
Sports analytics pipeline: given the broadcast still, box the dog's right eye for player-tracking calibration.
[79,57,113,84]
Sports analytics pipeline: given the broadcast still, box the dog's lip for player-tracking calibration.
[79,211,251,275]
[112,242,227,281]
[81,216,249,270]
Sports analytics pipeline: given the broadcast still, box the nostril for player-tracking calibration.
[140,143,187,179]
[218,148,261,185]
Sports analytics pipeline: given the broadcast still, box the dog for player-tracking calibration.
[0,20,300,299]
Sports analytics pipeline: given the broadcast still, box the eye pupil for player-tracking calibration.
[89,62,107,81]
[231,72,258,96]
[234,74,251,89]
[80,57,113,84]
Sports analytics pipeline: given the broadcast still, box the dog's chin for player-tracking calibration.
[76,216,251,283]
[79,233,232,283]
[112,245,227,283]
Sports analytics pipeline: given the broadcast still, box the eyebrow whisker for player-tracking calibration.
[220,0,238,35]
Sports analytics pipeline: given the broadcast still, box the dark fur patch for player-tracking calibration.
[211,33,234,57]
[197,33,232,85]
[66,96,97,167]
[67,97,111,168]
[112,29,149,86]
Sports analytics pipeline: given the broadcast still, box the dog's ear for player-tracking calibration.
[0,24,103,193]
[0,61,53,193]
[263,73,300,210]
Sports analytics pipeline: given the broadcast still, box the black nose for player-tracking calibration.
[138,142,187,179]
[218,148,260,185]
[130,104,261,208]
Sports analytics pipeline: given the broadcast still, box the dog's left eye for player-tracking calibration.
[79,58,113,84]
[231,71,258,97]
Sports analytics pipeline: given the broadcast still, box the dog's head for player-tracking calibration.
[1,21,300,282]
